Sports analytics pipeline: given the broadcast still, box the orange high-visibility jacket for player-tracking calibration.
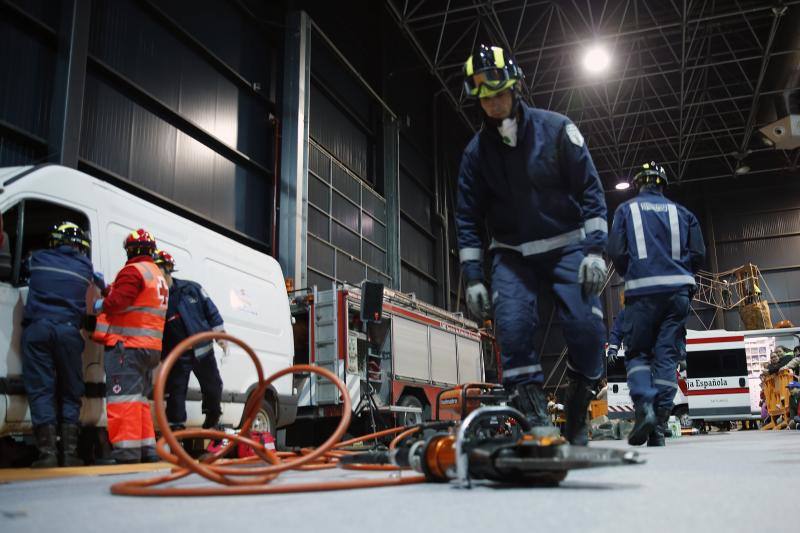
[93,262,168,350]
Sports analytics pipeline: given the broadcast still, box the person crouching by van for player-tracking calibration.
[22,222,102,468]
[154,250,226,431]
[91,229,167,464]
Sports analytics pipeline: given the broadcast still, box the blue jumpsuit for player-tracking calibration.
[608,188,705,410]
[456,103,608,386]
[162,278,225,425]
[22,246,95,427]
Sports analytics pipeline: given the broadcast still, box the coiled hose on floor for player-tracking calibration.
[110,331,425,496]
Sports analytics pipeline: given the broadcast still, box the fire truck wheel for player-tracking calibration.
[398,395,425,427]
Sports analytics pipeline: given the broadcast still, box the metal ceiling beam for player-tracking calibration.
[736,4,787,157]
[385,0,473,131]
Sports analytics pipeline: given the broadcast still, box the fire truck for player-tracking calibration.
[288,283,499,439]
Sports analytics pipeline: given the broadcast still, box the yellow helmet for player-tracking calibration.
[463,44,523,98]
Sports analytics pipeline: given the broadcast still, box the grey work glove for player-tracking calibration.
[578,253,607,296]
[466,281,491,320]
[606,344,620,365]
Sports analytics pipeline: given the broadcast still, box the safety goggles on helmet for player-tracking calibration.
[463,44,523,98]
[49,222,91,253]
[632,161,669,187]
[153,249,176,273]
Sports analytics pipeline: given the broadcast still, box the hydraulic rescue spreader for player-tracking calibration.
[342,383,643,487]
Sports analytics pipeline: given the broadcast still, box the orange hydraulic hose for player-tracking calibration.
[110,331,424,496]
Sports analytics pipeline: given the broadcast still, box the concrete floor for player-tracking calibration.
[1,430,798,533]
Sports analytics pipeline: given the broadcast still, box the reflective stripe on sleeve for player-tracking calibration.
[667,203,680,260]
[629,203,648,259]
[583,217,608,234]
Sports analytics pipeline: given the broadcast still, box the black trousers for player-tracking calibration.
[165,352,223,425]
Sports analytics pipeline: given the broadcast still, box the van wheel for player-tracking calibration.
[397,395,424,427]
[242,398,277,436]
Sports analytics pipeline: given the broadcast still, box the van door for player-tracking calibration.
[0,198,100,432]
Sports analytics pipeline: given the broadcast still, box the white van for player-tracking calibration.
[0,165,297,438]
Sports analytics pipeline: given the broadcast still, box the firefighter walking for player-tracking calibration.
[92,229,168,463]
[608,162,705,446]
[456,44,608,445]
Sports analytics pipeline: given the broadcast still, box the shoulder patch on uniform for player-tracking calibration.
[565,123,584,147]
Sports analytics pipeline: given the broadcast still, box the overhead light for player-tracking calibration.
[583,45,611,74]
[615,181,630,190]
[735,164,751,175]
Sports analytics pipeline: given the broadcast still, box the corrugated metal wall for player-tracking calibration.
[399,136,437,303]
[305,27,391,290]
[696,183,800,329]
[1,0,277,247]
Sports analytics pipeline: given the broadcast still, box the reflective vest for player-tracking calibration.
[93,262,167,350]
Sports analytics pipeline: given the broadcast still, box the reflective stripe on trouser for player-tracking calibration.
[622,289,691,409]
[104,342,160,461]
[492,247,605,386]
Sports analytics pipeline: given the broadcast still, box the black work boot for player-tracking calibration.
[202,413,221,430]
[648,407,671,447]
[628,403,657,446]
[31,425,58,468]
[59,424,84,467]
[93,428,116,465]
[564,377,596,446]
[509,382,551,428]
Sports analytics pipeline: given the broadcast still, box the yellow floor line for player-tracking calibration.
[0,462,172,483]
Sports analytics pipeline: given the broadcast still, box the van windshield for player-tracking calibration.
[686,348,748,379]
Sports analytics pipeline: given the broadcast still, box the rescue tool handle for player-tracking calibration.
[455,405,530,488]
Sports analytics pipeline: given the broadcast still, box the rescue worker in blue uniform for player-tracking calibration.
[608,162,705,446]
[456,44,608,445]
[154,250,226,430]
[22,222,102,467]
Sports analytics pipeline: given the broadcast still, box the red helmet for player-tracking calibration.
[124,228,157,256]
[153,249,175,272]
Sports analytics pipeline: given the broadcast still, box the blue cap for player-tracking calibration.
[788,381,800,389]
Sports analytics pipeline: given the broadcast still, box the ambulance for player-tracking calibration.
[606,327,800,426]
